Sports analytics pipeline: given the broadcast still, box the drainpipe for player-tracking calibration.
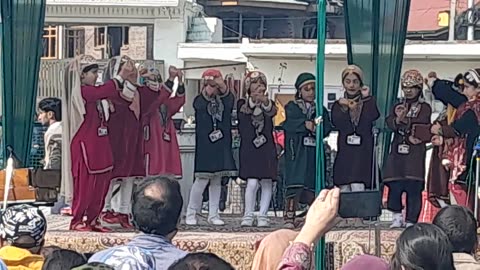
[468,0,475,40]
[449,0,456,41]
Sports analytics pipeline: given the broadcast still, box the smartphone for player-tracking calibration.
[338,191,382,219]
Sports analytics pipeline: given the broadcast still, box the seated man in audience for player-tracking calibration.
[0,205,47,270]
[433,205,480,270]
[72,262,114,270]
[89,176,186,270]
[168,253,234,270]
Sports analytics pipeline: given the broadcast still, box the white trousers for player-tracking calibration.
[340,183,365,192]
[103,178,135,214]
[244,178,273,217]
[186,175,222,219]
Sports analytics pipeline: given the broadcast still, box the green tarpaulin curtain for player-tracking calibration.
[344,0,411,166]
[0,0,46,165]
[315,0,327,269]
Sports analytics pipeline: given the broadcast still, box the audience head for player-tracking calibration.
[341,255,388,270]
[252,229,299,270]
[72,262,114,270]
[433,205,477,254]
[132,176,183,239]
[38,98,62,125]
[89,246,156,270]
[390,223,455,270]
[0,204,47,254]
[42,249,87,270]
[40,245,62,258]
[168,253,234,270]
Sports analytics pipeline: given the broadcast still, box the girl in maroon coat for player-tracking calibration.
[66,55,137,232]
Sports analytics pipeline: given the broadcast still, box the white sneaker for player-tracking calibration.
[185,215,198,226]
[208,216,225,226]
[185,209,198,226]
[241,216,255,227]
[390,213,404,229]
[257,216,270,228]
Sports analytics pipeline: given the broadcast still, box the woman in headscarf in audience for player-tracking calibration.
[252,229,300,270]
[390,223,455,270]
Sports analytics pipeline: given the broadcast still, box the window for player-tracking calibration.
[42,26,58,59]
[66,28,85,58]
[94,27,106,47]
[122,26,130,45]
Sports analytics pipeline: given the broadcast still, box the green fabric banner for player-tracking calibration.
[0,0,46,165]
[344,0,411,166]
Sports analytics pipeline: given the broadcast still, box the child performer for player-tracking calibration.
[282,72,332,228]
[331,65,380,192]
[185,69,237,226]
[237,71,277,227]
[143,64,185,178]
[431,69,480,215]
[383,70,432,228]
[66,55,137,232]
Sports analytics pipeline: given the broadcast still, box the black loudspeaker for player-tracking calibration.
[338,191,382,219]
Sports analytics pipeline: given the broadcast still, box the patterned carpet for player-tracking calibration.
[45,215,401,270]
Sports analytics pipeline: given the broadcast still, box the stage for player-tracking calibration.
[45,215,401,270]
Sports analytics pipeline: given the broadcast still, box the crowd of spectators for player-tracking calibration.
[0,177,479,270]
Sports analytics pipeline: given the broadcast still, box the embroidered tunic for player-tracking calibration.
[331,96,380,188]
[237,98,277,181]
[283,100,329,197]
[143,80,185,178]
[193,91,237,178]
[383,101,432,182]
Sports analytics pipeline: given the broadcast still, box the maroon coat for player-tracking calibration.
[71,80,120,177]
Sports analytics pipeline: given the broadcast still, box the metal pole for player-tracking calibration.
[315,0,327,269]
[468,0,474,40]
[449,0,457,41]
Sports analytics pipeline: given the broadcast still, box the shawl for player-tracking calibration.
[62,55,97,203]
[251,229,302,270]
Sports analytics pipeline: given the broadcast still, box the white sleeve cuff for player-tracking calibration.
[123,81,137,99]
[114,75,125,84]
[262,100,273,111]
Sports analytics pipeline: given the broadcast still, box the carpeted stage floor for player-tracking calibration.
[45,215,401,270]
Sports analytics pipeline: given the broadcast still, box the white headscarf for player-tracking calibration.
[61,55,97,203]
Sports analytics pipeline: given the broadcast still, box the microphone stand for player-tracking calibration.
[371,128,381,257]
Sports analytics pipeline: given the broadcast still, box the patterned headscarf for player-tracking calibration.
[138,60,163,91]
[0,205,47,247]
[341,65,364,88]
[464,69,480,87]
[89,246,156,270]
[243,71,267,95]
[401,69,424,88]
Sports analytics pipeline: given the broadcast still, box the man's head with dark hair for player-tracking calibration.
[38,97,62,125]
[42,249,87,270]
[132,176,183,239]
[433,205,478,254]
[168,253,234,270]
